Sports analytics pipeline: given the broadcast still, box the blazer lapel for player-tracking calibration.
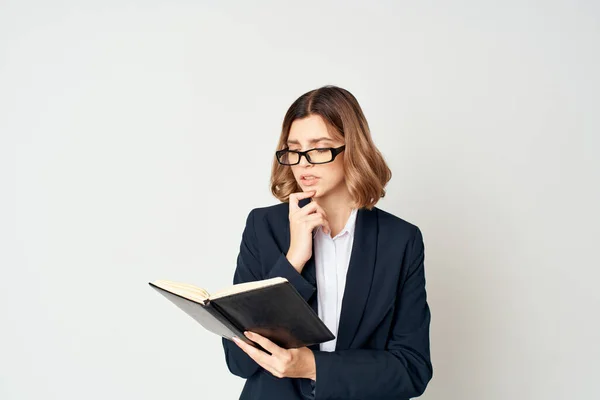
[284,198,378,350]
[335,206,377,350]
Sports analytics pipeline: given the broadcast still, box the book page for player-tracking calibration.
[210,277,288,300]
[152,280,210,303]
[151,277,288,303]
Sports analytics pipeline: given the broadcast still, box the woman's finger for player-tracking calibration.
[233,336,272,366]
[244,331,285,358]
[303,213,331,235]
[289,191,315,216]
[295,200,327,219]
[311,199,327,218]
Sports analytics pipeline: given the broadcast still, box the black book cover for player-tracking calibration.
[149,280,334,350]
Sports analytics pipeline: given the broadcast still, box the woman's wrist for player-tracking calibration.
[304,348,317,380]
[286,251,305,273]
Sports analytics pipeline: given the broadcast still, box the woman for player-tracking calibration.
[221,85,433,399]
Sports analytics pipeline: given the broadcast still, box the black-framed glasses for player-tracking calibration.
[276,145,346,165]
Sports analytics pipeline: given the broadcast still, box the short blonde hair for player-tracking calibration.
[270,85,392,210]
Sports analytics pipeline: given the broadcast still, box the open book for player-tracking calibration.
[149,277,334,351]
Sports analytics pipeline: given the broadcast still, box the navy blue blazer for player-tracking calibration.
[222,197,433,399]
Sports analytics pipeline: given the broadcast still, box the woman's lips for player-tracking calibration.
[301,176,319,186]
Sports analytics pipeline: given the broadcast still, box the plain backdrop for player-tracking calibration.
[1,1,599,399]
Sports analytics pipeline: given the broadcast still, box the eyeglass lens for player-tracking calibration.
[279,149,332,165]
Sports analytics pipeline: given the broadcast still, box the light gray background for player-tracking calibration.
[1,1,598,399]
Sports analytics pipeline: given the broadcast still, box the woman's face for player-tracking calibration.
[287,115,346,199]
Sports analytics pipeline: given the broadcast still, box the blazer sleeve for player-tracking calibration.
[311,226,433,399]
[221,208,317,379]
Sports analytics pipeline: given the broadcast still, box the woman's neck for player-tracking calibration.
[311,191,355,237]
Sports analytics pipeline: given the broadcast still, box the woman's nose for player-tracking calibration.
[298,153,312,166]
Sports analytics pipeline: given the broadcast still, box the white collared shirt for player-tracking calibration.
[312,207,358,352]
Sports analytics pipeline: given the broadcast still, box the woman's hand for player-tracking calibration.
[286,190,331,273]
[232,331,316,381]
